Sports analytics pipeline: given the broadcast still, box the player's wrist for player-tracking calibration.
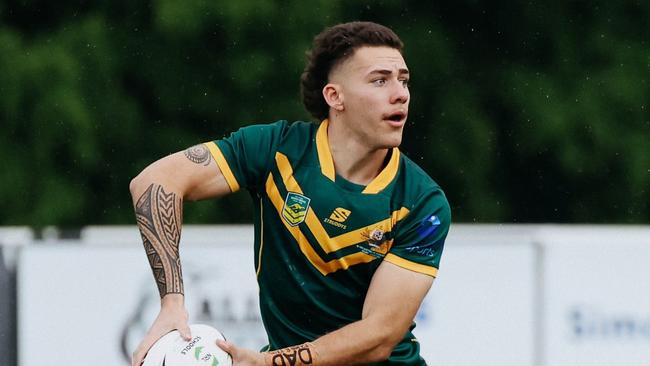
[263,342,316,366]
[160,292,185,308]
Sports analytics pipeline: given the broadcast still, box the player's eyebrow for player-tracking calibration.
[367,68,410,77]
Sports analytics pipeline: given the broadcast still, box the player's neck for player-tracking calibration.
[327,118,390,186]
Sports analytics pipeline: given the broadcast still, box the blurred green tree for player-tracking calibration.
[0,0,648,226]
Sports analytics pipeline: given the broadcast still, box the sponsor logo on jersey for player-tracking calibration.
[405,245,437,257]
[405,214,442,257]
[329,207,351,222]
[416,214,441,239]
[324,207,351,229]
[356,227,389,258]
[282,192,311,226]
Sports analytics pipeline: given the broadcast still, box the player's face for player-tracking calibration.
[331,46,410,149]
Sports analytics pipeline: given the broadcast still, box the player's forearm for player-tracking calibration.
[314,317,398,365]
[131,177,185,298]
[263,317,397,366]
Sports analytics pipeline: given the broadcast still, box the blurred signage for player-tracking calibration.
[541,228,650,366]
[18,243,267,366]
[17,226,539,366]
[15,225,650,366]
[415,230,537,366]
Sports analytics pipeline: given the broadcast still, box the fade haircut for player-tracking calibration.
[300,21,404,121]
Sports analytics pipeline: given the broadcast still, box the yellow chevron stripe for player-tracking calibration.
[276,152,303,193]
[384,253,439,277]
[275,152,410,253]
[266,174,377,275]
[329,207,409,252]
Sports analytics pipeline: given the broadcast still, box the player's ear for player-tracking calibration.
[322,83,344,111]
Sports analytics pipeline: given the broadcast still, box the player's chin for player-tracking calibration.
[380,131,403,148]
[372,120,404,148]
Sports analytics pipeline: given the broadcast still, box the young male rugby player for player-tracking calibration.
[130,21,451,366]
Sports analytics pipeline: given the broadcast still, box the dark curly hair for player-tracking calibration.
[300,21,404,121]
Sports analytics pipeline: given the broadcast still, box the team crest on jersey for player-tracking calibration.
[356,227,390,258]
[282,192,311,226]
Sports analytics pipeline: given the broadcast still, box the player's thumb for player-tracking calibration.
[216,339,234,354]
[178,323,192,341]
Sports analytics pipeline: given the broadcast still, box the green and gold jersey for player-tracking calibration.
[205,120,451,365]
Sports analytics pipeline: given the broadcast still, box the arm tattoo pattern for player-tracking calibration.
[135,184,184,297]
[266,343,314,366]
[184,144,212,166]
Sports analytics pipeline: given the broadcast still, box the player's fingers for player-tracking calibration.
[131,333,159,366]
[131,346,147,366]
[178,322,192,341]
[216,339,234,355]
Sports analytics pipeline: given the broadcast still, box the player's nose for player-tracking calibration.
[390,81,409,104]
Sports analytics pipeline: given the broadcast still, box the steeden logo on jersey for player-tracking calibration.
[282,192,311,226]
[324,207,351,229]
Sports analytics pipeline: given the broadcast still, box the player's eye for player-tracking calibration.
[400,78,410,87]
[372,78,386,86]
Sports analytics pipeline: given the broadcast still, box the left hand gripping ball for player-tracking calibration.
[143,324,232,366]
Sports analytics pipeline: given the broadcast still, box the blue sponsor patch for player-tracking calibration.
[416,214,441,239]
[405,215,442,256]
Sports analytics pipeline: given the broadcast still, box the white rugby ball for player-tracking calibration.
[143,324,232,366]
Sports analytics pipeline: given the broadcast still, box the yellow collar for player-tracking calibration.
[316,119,400,194]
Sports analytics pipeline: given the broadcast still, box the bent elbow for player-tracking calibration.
[368,333,400,363]
[129,177,137,196]
[129,173,149,199]
[372,345,393,362]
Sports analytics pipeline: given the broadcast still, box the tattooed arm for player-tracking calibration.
[216,261,433,366]
[130,144,232,366]
[135,184,184,297]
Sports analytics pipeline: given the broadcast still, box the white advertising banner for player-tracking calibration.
[540,227,650,366]
[17,225,539,366]
[18,242,267,366]
[416,225,538,366]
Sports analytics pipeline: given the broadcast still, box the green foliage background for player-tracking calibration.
[1,0,648,226]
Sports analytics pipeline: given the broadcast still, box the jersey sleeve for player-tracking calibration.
[204,120,288,192]
[385,189,451,278]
